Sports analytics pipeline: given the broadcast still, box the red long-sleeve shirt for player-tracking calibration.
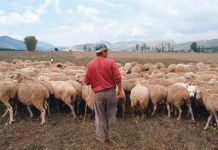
[84,56,121,93]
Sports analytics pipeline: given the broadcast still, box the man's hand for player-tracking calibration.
[117,90,124,102]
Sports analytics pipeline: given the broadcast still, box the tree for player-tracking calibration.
[24,36,37,51]
[190,42,198,52]
[136,44,139,51]
[83,45,87,51]
[54,48,59,51]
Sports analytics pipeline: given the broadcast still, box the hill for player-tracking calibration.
[0,36,56,51]
[174,39,218,51]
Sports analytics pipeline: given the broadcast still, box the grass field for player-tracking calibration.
[1,51,218,66]
[0,51,218,150]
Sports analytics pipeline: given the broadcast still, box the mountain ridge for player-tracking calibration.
[0,36,56,51]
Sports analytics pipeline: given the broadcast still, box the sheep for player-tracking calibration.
[175,64,189,73]
[130,81,149,118]
[159,68,169,74]
[166,85,195,121]
[68,80,82,113]
[208,79,218,86]
[168,76,187,84]
[149,72,166,79]
[149,78,173,87]
[50,81,77,118]
[166,72,178,78]
[116,88,126,119]
[174,82,197,99]
[196,87,218,130]
[12,59,23,64]
[184,72,195,80]
[81,85,95,110]
[0,80,17,124]
[196,62,210,71]
[143,64,150,71]
[187,63,198,72]
[124,63,132,74]
[50,59,54,64]
[156,62,165,69]
[80,85,95,119]
[148,85,167,116]
[168,64,176,72]
[122,78,138,93]
[17,82,49,125]
[126,72,141,79]
[131,65,141,73]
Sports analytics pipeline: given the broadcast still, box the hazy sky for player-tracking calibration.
[0,0,218,46]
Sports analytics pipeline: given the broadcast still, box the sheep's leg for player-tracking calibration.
[76,100,81,115]
[175,104,182,120]
[166,102,171,118]
[151,104,157,117]
[131,107,135,118]
[213,112,218,126]
[14,103,17,116]
[44,101,50,115]
[187,103,195,122]
[2,108,9,118]
[204,113,213,130]
[34,103,46,125]
[65,99,76,118]
[40,109,46,125]
[4,102,14,124]
[27,106,33,118]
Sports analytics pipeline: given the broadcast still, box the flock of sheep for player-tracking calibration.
[0,59,218,130]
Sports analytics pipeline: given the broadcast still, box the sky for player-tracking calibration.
[0,0,218,46]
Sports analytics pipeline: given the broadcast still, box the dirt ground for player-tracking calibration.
[0,111,217,150]
[0,52,218,150]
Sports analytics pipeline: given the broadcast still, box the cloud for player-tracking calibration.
[0,10,40,25]
[77,5,100,16]
[37,0,62,15]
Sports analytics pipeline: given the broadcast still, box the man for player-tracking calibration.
[84,43,123,143]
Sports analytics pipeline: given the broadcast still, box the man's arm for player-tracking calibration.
[111,61,123,97]
[84,66,91,85]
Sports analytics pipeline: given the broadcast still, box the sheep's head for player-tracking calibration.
[208,79,216,85]
[12,72,23,83]
[187,85,197,99]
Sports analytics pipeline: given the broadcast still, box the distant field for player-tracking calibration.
[0,51,218,66]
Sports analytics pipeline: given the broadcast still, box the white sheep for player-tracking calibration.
[130,81,149,118]
[166,84,195,121]
[174,82,197,99]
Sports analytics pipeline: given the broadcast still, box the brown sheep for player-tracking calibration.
[17,82,49,125]
[166,85,195,121]
[196,87,218,130]
[0,80,17,124]
[148,85,168,116]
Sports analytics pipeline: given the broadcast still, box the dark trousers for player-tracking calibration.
[94,88,117,141]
